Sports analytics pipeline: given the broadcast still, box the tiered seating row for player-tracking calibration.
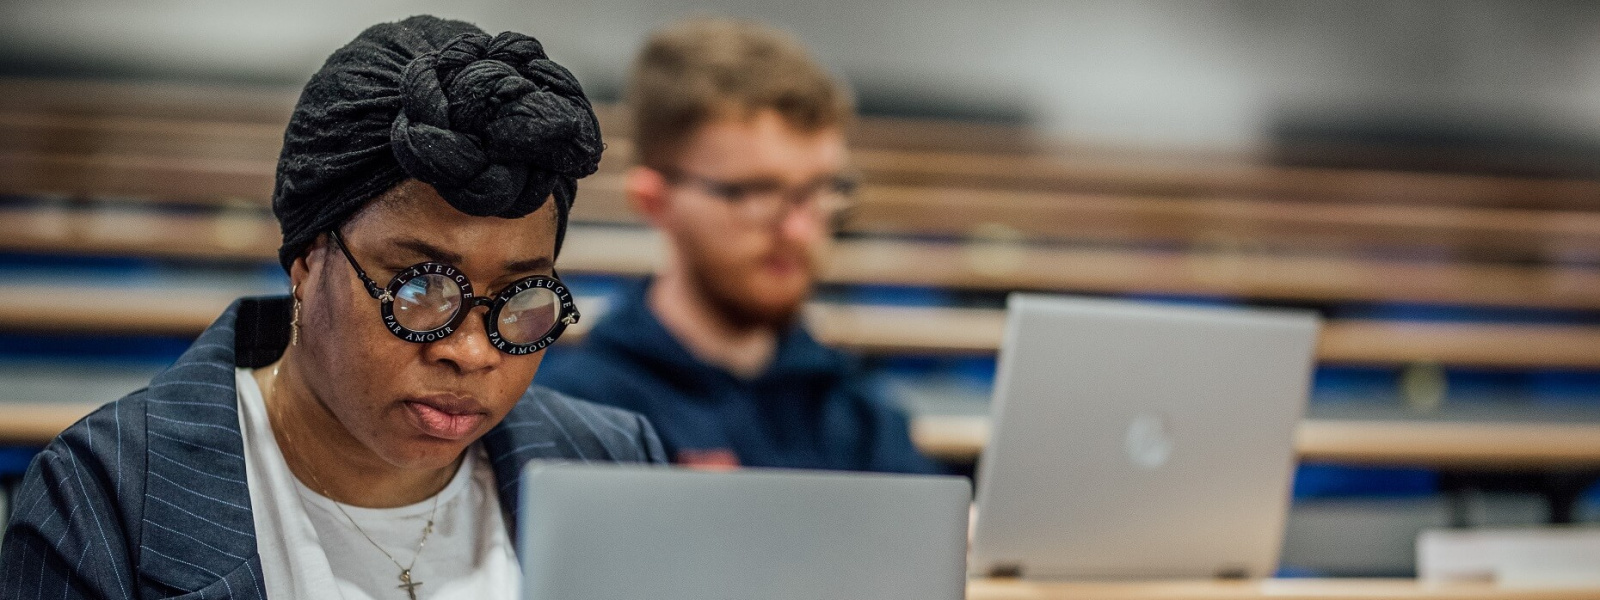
[6,281,1598,369]
[7,205,1600,311]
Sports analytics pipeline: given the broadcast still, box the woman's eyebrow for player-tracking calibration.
[391,238,463,265]
[504,256,554,274]
[388,237,551,274]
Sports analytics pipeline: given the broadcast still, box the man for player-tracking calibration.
[1,16,662,599]
[540,18,939,474]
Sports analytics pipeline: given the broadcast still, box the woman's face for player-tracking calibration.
[290,180,560,471]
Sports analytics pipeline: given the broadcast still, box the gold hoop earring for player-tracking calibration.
[290,284,301,347]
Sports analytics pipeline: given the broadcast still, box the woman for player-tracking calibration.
[0,15,663,599]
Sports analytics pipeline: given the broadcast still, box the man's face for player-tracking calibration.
[658,109,848,327]
[292,180,558,471]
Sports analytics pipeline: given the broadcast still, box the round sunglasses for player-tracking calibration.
[329,230,579,355]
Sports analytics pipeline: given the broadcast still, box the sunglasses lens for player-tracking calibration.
[393,274,461,332]
[497,287,561,345]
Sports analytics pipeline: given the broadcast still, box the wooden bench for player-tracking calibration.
[7,78,1600,212]
[6,281,1599,370]
[806,304,1600,369]
[6,204,1600,311]
[6,398,1595,471]
[915,413,1600,524]
[910,414,1600,468]
[9,108,1600,262]
[7,77,1600,265]
[10,147,1600,263]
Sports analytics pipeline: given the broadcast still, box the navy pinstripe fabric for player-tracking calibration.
[1,297,666,598]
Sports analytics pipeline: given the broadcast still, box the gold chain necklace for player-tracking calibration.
[268,364,442,600]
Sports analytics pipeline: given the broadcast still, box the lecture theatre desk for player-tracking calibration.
[8,403,1600,469]
[8,405,1600,600]
[1,402,97,445]
[965,578,1600,600]
[914,415,1600,469]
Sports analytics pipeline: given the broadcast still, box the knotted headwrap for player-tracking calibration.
[272,15,603,271]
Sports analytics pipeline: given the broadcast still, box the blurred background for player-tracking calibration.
[3,0,1599,577]
[13,0,1600,157]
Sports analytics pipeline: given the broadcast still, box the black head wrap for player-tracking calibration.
[272,15,603,271]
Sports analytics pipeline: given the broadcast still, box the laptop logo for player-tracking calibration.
[1125,413,1174,469]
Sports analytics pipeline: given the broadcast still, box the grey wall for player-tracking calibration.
[6,0,1600,154]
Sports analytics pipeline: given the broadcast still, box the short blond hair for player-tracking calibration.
[627,18,854,170]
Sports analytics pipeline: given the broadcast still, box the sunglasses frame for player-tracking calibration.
[329,230,580,355]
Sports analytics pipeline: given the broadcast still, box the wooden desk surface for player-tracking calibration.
[7,202,1600,310]
[12,148,1600,264]
[11,78,1600,265]
[0,402,99,445]
[913,415,1600,468]
[7,403,1600,471]
[8,77,1600,213]
[966,578,1600,600]
[5,281,1599,369]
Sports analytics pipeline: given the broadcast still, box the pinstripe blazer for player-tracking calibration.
[0,296,667,599]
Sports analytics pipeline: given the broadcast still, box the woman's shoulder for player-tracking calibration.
[43,389,156,467]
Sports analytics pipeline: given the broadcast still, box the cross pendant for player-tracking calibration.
[398,569,423,600]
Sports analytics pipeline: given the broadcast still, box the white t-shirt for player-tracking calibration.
[236,368,520,600]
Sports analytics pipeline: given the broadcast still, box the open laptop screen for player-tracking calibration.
[520,463,971,600]
[971,294,1319,579]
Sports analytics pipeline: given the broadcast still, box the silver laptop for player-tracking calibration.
[970,294,1319,580]
[519,463,971,600]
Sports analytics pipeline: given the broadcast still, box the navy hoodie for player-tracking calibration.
[539,282,941,474]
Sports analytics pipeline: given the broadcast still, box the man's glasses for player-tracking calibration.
[329,230,580,355]
[663,169,858,227]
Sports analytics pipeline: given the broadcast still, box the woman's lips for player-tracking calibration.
[763,253,807,277]
[402,398,488,441]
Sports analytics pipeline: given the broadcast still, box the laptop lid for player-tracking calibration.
[519,463,971,600]
[970,294,1319,580]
